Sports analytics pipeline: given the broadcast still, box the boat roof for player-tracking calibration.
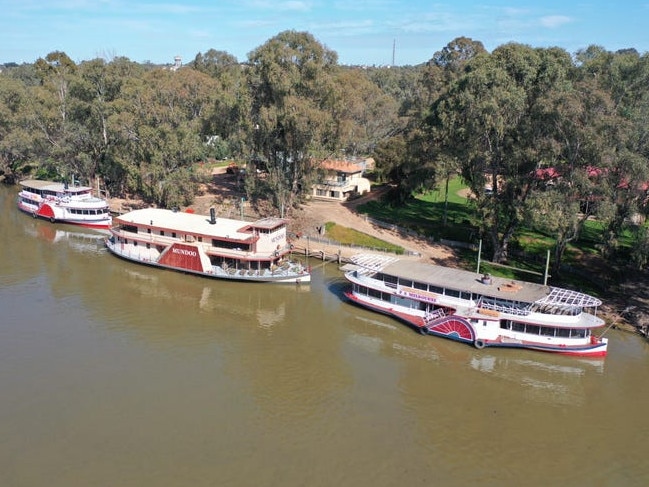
[115,208,286,240]
[349,254,602,308]
[20,179,92,192]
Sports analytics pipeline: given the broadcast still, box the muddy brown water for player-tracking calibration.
[1,185,649,487]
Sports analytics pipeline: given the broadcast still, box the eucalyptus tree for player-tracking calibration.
[246,30,342,214]
[0,76,32,182]
[573,47,649,261]
[430,43,583,262]
[62,58,132,192]
[109,67,219,207]
[333,67,402,157]
[27,51,81,180]
[422,38,488,224]
[191,49,249,159]
[191,49,239,77]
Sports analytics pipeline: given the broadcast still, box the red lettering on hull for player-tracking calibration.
[159,243,204,272]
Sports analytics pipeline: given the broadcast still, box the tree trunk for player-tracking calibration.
[443,175,450,226]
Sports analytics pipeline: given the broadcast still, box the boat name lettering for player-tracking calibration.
[271,231,286,243]
[397,288,438,303]
[172,247,197,257]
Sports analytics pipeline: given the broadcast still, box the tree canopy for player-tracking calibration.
[1,34,649,271]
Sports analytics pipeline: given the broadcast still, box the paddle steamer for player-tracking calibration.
[17,179,112,228]
[106,208,310,284]
[344,254,607,357]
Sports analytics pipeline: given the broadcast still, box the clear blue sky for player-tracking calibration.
[2,0,648,66]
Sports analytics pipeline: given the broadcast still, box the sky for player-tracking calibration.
[2,0,648,67]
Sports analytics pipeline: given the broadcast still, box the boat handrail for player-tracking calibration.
[424,308,446,324]
[480,300,531,316]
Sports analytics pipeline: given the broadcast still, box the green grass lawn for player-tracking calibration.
[323,222,405,254]
[355,176,632,290]
[357,177,477,242]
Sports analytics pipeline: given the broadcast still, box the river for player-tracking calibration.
[1,184,648,487]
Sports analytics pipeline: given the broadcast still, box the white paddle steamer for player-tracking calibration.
[344,254,607,357]
[106,208,310,284]
[17,179,111,229]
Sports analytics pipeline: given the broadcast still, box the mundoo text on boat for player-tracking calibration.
[17,179,112,229]
[106,207,310,284]
[343,254,607,357]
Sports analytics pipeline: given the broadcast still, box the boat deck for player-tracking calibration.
[348,254,601,308]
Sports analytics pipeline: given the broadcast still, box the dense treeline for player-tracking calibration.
[1,32,649,270]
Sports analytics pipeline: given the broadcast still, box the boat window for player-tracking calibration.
[429,285,443,294]
[445,289,460,298]
[413,281,427,291]
[526,325,540,335]
[146,243,150,249]
[122,224,138,234]
[160,231,164,236]
[197,236,203,242]
[500,320,511,330]
[172,232,177,238]
[398,279,413,288]
[570,329,586,338]
[540,327,555,337]
[147,228,151,234]
[555,328,571,338]
[511,322,525,332]
[383,274,398,286]
[368,288,382,299]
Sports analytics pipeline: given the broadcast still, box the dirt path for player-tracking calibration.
[289,189,458,265]
[110,172,458,265]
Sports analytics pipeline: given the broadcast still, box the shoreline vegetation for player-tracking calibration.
[3,37,649,340]
[102,172,647,340]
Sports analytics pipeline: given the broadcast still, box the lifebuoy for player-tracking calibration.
[474,340,485,349]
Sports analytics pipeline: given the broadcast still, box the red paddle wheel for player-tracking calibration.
[427,316,475,342]
[37,203,55,219]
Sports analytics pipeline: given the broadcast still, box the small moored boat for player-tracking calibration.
[17,179,112,229]
[106,207,310,284]
[344,254,608,357]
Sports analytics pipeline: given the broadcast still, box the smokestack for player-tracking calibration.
[209,207,216,224]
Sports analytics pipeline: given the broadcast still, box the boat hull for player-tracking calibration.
[17,195,111,229]
[344,290,607,357]
[106,239,310,284]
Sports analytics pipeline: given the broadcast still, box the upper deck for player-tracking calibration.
[20,179,93,195]
[348,254,602,310]
[114,208,286,244]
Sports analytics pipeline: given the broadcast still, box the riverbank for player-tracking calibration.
[106,175,648,337]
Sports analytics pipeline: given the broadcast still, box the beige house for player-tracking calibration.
[312,160,371,201]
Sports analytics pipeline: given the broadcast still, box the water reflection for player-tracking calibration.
[469,353,604,406]
[341,292,605,407]
[3,183,649,487]
[27,223,107,253]
[115,264,307,329]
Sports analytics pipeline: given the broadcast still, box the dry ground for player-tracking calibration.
[110,170,457,265]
